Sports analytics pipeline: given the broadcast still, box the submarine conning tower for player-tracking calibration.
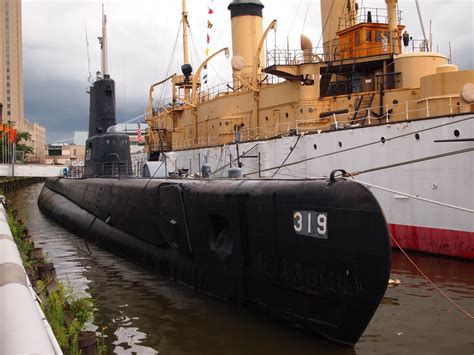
[84,8,131,178]
[88,74,117,137]
[228,0,264,86]
[85,74,132,178]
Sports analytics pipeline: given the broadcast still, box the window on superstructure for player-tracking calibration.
[366,30,372,42]
[376,31,382,42]
[355,31,360,44]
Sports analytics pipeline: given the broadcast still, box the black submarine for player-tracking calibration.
[38,8,391,346]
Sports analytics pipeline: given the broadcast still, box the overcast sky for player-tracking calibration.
[22,0,473,143]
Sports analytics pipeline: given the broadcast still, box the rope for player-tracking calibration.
[350,147,474,179]
[353,179,474,214]
[272,136,301,178]
[391,234,473,319]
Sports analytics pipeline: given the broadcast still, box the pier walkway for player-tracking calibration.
[0,164,66,177]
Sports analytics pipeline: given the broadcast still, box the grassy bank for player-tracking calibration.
[5,203,106,354]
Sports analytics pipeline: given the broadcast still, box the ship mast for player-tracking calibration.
[182,0,190,65]
[100,4,109,76]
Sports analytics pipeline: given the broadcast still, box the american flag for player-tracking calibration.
[136,120,142,143]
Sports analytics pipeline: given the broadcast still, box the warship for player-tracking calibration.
[144,0,474,259]
[38,4,392,346]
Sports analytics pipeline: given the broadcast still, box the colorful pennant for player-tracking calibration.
[204,0,214,85]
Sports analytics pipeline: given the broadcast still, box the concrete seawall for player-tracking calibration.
[0,177,45,193]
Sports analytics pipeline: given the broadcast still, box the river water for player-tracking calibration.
[8,183,474,354]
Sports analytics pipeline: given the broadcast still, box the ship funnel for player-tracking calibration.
[300,34,313,63]
[228,0,264,83]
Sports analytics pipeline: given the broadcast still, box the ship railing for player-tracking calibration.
[152,75,285,112]
[163,95,471,150]
[267,39,438,67]
[154,94,471,150]
[64,161,145,179]
[339,7,402,30]
[409,39,431,53]
[293,95,471,134]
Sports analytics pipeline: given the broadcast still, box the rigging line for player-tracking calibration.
[390,234,473,319]
[211,143,259,175]
[315,0,336,50]
[272,136,301,178]
[244,115,474,176]
[188,27,225,84]
[353,178,474,214]
[302,0,312,33]
[288,0,304,35]
[350,148,474,180]
[159,20,182,102]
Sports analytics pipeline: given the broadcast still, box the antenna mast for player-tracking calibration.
[182,0,190,65]
[85,24,92,83]
[99,4,109,76]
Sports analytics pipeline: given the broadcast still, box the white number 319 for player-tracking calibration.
[293,211,328,239]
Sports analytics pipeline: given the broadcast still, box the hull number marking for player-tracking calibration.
[293,211,328,239]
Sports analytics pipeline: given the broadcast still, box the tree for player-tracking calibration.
[15,131,34,156]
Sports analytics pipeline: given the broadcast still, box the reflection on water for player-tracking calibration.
[8,184,474,354]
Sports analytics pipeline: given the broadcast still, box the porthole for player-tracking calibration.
[415,133,420,141]
[285,112,289,118]
[380,137,386,144]
[393,99,399,104]
[313,144,317,150]
[338,141,343,148]
[300,108,304,114]
[308,108,314,113]
[454,129,460,137]
[265,116,269,121]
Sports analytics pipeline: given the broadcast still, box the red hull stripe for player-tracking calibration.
[388,224,474,259]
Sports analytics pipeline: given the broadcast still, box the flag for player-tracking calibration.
[207,20,213,29]
[205,47,210,57]
[208,8,213,15]
[207,33,210,44]
[203,74,208,84]
[2,125,10,140]
[136,120,142,143]
[9,128,16,143]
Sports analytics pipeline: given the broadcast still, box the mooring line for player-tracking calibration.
[353,179,474,214]
[390,234,474,320]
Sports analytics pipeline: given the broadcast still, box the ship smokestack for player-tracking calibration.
[228,0,264,85]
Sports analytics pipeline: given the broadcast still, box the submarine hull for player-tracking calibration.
[38,177,391,346]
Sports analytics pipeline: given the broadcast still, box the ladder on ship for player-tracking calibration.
[351,93,376,124]
[156,128,170,152]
